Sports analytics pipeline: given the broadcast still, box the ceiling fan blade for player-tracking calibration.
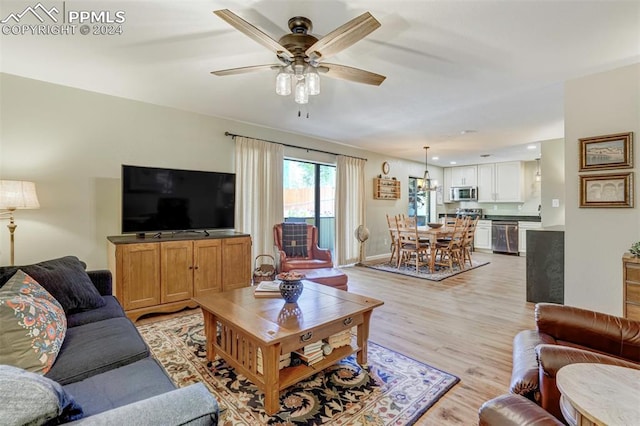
[211,64,278,76]
[214,9,293,60]
[318,63,386,86]
[305,12,381,62]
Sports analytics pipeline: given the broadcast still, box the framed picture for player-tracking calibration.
[580,172,634,208]
[579,132,633,171]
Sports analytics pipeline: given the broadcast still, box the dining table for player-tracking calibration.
[417,225,453,273]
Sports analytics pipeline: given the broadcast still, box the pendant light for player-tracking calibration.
[535,158,541,182]
[419,146,437,192]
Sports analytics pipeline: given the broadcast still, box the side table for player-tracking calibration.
[556,363,640,425]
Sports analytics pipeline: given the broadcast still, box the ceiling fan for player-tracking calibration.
[211,9,386,103]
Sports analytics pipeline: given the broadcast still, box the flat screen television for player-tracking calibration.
[121,165,235,235]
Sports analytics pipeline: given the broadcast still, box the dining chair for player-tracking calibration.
[433,220,468,271]
[462,217,479,267]
[396,215,430,272]
[385,214,399,264]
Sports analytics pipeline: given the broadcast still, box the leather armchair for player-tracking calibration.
[479,394,563,426]
[509,303,640,422]
[273,223,333,272]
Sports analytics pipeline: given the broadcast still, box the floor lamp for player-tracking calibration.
[0,180,40,266]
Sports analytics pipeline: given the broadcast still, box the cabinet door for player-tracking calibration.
[518,222,543,253]
[160,241,194,303]
[443,168,452,202]
[474,221,492,249]
[193,239,222,298]
[222,236,252,290]
[477,164,495,202]
[495,162,524,202]
[117,243,160,310]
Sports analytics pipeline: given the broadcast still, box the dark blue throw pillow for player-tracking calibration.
[0,364,84,425]
[0,256,105,314]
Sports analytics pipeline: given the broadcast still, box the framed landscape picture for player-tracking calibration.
[579,132,633,171]
[580,172,634,208]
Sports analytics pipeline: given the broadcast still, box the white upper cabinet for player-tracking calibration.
[450,165,477,187]
[477,161,524,203]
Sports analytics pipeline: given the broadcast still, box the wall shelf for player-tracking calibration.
[373,177,400,200]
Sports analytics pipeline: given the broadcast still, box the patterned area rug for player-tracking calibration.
[137,311,459,425]
[363,259,490,281]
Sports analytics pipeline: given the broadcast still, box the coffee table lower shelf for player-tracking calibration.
[278,343,359,390]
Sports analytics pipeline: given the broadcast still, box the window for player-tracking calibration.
[408,177,430,225]
[283,159,336,251]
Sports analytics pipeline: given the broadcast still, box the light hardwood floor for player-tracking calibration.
[139,251,535,425]
[350,252,535,425]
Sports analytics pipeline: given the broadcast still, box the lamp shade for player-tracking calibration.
[0,180,40,209]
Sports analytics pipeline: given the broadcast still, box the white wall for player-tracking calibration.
[541,138,565,226]
[564,63,640,315]
[0,73,431,268]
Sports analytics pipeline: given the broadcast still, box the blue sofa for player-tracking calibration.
[0,258,219,425]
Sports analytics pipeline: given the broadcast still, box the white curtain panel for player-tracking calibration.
[335,155,366,266]
[234,137,284,261]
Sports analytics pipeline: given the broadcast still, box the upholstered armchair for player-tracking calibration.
[505,303,640,422]
[273,223,333,272]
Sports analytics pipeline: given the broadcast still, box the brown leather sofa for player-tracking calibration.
[480,303,640,424]
[273,223,333,272]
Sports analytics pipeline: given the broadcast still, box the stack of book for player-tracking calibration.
[325,329,351,349]
[292,340,324,366]
[253,281,281,298]
[256,348,291,375]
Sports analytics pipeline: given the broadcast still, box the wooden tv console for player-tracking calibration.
[107,232,251,321]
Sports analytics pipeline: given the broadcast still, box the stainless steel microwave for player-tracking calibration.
[450,186,477,201]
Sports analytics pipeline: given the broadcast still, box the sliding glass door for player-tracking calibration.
[283,159,336,251]
[408,177,430,225]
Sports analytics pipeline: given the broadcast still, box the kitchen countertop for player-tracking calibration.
[482,215,541,222]
[438,213,542,222]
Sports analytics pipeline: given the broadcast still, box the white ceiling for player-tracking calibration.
[1,0,639,166]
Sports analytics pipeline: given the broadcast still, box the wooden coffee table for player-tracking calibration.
[193,280,383,415]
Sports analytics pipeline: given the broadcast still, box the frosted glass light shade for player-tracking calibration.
[275,68,292,96]
[305,67,320,95]
[0,180,40,209]
[294,80,308,104]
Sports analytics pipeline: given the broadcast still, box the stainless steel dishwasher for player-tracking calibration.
[492,220,519,254]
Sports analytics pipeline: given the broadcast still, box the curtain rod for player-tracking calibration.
[224,131,368,162]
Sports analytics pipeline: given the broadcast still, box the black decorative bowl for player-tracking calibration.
[279,280,303,303]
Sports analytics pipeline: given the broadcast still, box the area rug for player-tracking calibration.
[137,311,459,425]
[363,259,490,281]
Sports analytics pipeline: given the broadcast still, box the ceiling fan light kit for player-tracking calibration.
[212,9,385,105]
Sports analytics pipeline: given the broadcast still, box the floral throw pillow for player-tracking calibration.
[0,269,67,374]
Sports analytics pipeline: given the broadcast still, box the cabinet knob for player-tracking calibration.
[194,266,199,270]
[188,266,194,270]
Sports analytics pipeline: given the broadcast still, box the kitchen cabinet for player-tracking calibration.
[443,165,477,202]
[108,233,251,321]
[474,220,492,250]
[518,221,543,254]
[623,253,640,320]
[373,177,400,200]
[450,165,477,187]
[477,161,524,203]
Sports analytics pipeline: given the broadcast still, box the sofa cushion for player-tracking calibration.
[0,256,106,314]
[63,357,176,416]
[0,364,84,425]
[66,296,125,328]
[0,270,67,374]
[46,317,149,385]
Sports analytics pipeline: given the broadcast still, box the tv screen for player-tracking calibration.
[121,165,235,234]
